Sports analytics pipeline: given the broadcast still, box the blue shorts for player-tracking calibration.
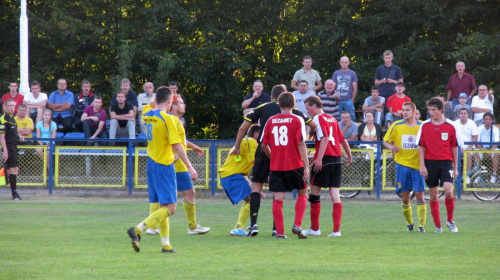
[220,174,252,205]
[147,158,177,204]
[395,163,425,193]
[176,171,194,192]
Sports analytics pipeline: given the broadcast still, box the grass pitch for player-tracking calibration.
[0,195,498,280]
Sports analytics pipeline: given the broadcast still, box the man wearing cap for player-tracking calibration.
[385,81,411,127]
[446,61,476,110]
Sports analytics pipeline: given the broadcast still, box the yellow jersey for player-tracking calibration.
[172,114,188,173]
[383,119,422,170]
[219,137,258,178]
[14,116,34,139]
[142,109,182,166]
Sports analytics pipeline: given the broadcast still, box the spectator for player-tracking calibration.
[339,111,358,142]
[453,93,472,120]
[47,78,74,134]
[14,104,34,145]
[374,50,403,99]
[168,81,186,126]
[137,82,155,134]
[332,56,358,121]
[415,109,421,121]
[73,80,95,132]
[110,78,138,113]
[476,113,499,183]
[2,82,24,114]
[426,95,455,121]
[357,111,383,160]
[317,79,340,121]
[362,86,385,126]
[81,96,108,146]
[292,80,316,118]
[35,109,57,169]
[385,81,411,128]
[109,92,135,144]
[242,80,271,116]
[23,80,47,124]
[291,55,322,92]
[454,108,479,184]
[471,85,494,126]
[446,61,477,109]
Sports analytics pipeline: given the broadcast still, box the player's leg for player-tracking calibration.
[146,203,160,235]
[7,145,21,200]
[397,164,413,230]
[178,171,210,234]
[272,191,285,238]
[440,160,458,232]
[307,184,322,235]
[425,160,442,232]
[329,187,343,237]
[158,216,175,253]
[412,169,427,232]
[248,147,269,234]
[221,174,251,236]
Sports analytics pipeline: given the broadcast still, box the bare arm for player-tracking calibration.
[419,146,427,178]
[312,81,322,92]
[446,90,452,102]
[172,143,198,180]
[298,141,310,181]
[341,139,352,166]
[351,82,358,102]
[17,128,33,136]
[313,136,328,172]
[229,120,252,156]
[110,110,135,120]
[262,143,271,159]
[471,107,491,113]
[383,141,400,154]
[291,80,299,91]
[25,100,47,109]
[91,121,105,139]
[81,113,98,122]
[187,141,204,156]
[0,133,8,162]
[452,146,459,178]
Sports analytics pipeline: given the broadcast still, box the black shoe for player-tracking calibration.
[127,227,141,252]
[161,248,177,253]
[292,225,307,239]
[12,193,22,200]
[276,234,288,239]
[271,230,277,237]
[418,226,425,233]
[407,224,414,231]
[247,224,259,237]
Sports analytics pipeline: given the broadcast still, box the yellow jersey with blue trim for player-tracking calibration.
[383,119,422,170]
[219,137,258,178]
[142,109,182,166]
[172,113,189,173]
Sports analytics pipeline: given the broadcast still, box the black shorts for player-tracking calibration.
[424,159,454,187]
[5,144,18,168]
[268,168,307,193]
[310,156,342,188]
[250,145,270,183]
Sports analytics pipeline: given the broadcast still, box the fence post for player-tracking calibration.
[127,140,134,195]
[376,142,381,199]
[48,138,54,194]
[456,149,462,199]
[210,141,216,196]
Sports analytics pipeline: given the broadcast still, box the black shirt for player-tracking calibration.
[111,103,134,127]
[244,100,311,141]
[0,113,19,146]
[243,92,271,109]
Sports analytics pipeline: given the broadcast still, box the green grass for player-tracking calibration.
[0,196,498,280]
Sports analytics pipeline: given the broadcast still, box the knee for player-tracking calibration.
[308,194,320,204]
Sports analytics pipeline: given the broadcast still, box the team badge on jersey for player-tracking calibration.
[441,133,448,140]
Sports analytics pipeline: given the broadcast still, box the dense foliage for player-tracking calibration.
[1,0,498,138]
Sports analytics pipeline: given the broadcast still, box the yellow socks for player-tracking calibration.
[235,202,250,229]
[138,207,171,233]
[417,201,427,227]
[402,203,413,225]
[183,200,197,230]
[149,203,160,230]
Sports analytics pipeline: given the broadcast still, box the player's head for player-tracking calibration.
[156,86,173,106]
[278,92,295,110]
[17,104,28,118]
[271,84,286,100]
[402,102,416,121]
[4,99,16,114]
[415,109,421,120]
[427,97,444,112]
[170,94,186,116]
[304,95,322,117]
[247,124,260,140]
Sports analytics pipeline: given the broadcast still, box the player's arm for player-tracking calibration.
[172,143,198,180]
[452,146,459,178]
[313,137,328,172]
[290,80,299,91]
[230,120,252,156]
[91,121,105,139]
[0,132,8,162]
[187,141,204,156]
[298,141,310,181]
[383,141,400,153]
[261,143,271,159]
[340,138,352,166]
[419,146,427,178]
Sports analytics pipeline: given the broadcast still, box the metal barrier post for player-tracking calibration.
[127,140,134,195]
[456,149,462,199]
[48,138,54,194]
[211,141,216,196]
[376,142,381,199]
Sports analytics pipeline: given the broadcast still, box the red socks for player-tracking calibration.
[294,195,307,228]
[272,200,284,235]
[332,203,343,232]
[430,200,441,228]
[310,201,321,231]
[445,197,455,222]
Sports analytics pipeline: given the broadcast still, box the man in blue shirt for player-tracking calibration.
[48,78,74,134]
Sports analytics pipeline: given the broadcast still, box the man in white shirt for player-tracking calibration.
[136,82,155,134]
[454,108,479,184]
[471,85,494,126]
[23,80,47,124]
[476,113,499,183]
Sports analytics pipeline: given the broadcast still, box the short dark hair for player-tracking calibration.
[94,95,103,101]
[9,81,18,86]
[303,55,312,61]
[82,79,91,85]
[299,80,308,86]
[30,80,41,87]
[483,112,495,122]
[270,85,286,100]
[18,103,27,110]
[278,92,295,109]
[156,86,172,104]
[371,85,379,91]
[427,97,444,111]
[304,95,322,109]
[458,108,469,115]
[247,124,260,137]
[402,102,416,111]
[168,81,178,87]
[116,92,126,98]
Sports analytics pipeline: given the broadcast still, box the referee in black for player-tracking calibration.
[0,99,24,200]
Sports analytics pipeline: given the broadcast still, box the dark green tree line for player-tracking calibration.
[1,0,498,138]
